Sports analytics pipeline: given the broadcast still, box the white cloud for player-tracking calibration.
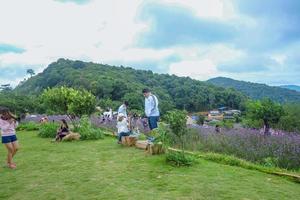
[169,59,217,80]
[0,0,299,87]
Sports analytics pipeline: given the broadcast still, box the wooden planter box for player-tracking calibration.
[135,140,148,150]
[146,143,164,155]
[121,136,137,146]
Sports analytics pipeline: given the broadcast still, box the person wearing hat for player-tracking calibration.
[116,113,131,144]
[142,88,160,130]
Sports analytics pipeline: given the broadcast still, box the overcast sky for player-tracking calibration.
[0,0,299,87]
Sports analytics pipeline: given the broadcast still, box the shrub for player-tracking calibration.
[16,121,40,131]
[149,124,171,149]
[38,122,59,138]
[74,116,104,140]
[166,151,196,167]
[165,110,187,150]
[196,115,205,125]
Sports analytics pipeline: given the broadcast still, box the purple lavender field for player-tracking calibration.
[180,124,300,170]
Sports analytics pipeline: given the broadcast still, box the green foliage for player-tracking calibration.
[74,116,104,140]
[262,157,279,168]
[15,58,246,113]
[241,118,263,129]
[38,122,59,138]
[16,121,40,131]
[0,91,39,115]
[40,86,96,122]
[165,110,187,138]
[165,110,187,150]
[149,124,171,148]
[276,103,300,133]
[196,115,205,125]
[166,151,196,167]
[245,99,284,134]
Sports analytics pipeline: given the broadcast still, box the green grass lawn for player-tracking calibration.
[1,131,300,200]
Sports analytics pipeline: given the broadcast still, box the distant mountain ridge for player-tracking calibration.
[207,77,300,103]
[279,85,300,92]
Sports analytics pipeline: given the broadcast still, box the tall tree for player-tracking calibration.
[40,86,96,127]
[246,99,284,135]
[27,69,35,77]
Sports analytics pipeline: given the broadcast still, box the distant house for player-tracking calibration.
[207,110,223,121]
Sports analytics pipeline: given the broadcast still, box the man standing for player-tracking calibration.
[142,88,160,130]
[118,101,129,118]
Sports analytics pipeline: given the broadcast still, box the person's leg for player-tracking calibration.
[4,143,15,168]
[148,116,159,130]
[148,117,153,130]
[11,139,19,158]
[118,132,130,142]
[118,132,124,142]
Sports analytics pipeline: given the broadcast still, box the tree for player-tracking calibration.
[27,69,35,77]
[40,86,96,127]
[246,99,284,135]
[165,110,187,150]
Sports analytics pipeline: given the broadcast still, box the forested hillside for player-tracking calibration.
[207,77,300,103]
[14,59,246,113]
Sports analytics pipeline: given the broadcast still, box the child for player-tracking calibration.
[0,107,19,169]
[116,113,130,144]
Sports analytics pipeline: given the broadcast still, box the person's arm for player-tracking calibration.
[145,99,152,117]
[150,95,157,114]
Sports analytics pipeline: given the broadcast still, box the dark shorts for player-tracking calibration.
[148,116,159,130]
[2,135,18,144]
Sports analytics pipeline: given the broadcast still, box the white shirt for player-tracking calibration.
[118,104,127,118]
[116,118,129,133]
[145,94,160,117]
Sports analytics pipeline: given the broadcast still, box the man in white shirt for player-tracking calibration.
[142,88,160,130]
[118,101,129,118]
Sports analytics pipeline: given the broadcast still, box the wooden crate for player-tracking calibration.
[121,136,137,146]
[135,140,148,150]
[147,143,165,155]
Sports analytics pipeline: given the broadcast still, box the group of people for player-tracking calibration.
[116,88,160,144]
[0,88,159,169]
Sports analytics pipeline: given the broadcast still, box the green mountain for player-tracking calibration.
[207,77,300,103]
[280,85,300,92]
[15,59,246,113]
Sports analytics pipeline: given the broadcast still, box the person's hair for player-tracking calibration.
[142,88,150,93]
[124,101,129,106]
[0,107,17,120]
[61,119,69,129]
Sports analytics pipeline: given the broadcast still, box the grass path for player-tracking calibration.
[0,131,300,200]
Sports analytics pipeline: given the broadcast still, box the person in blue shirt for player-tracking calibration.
[142,88,160,130]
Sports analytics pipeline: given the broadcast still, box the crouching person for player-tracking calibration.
[116,113,130,144]
[55,119,69,141]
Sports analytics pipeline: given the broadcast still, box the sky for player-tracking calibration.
[0,0,299,87]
